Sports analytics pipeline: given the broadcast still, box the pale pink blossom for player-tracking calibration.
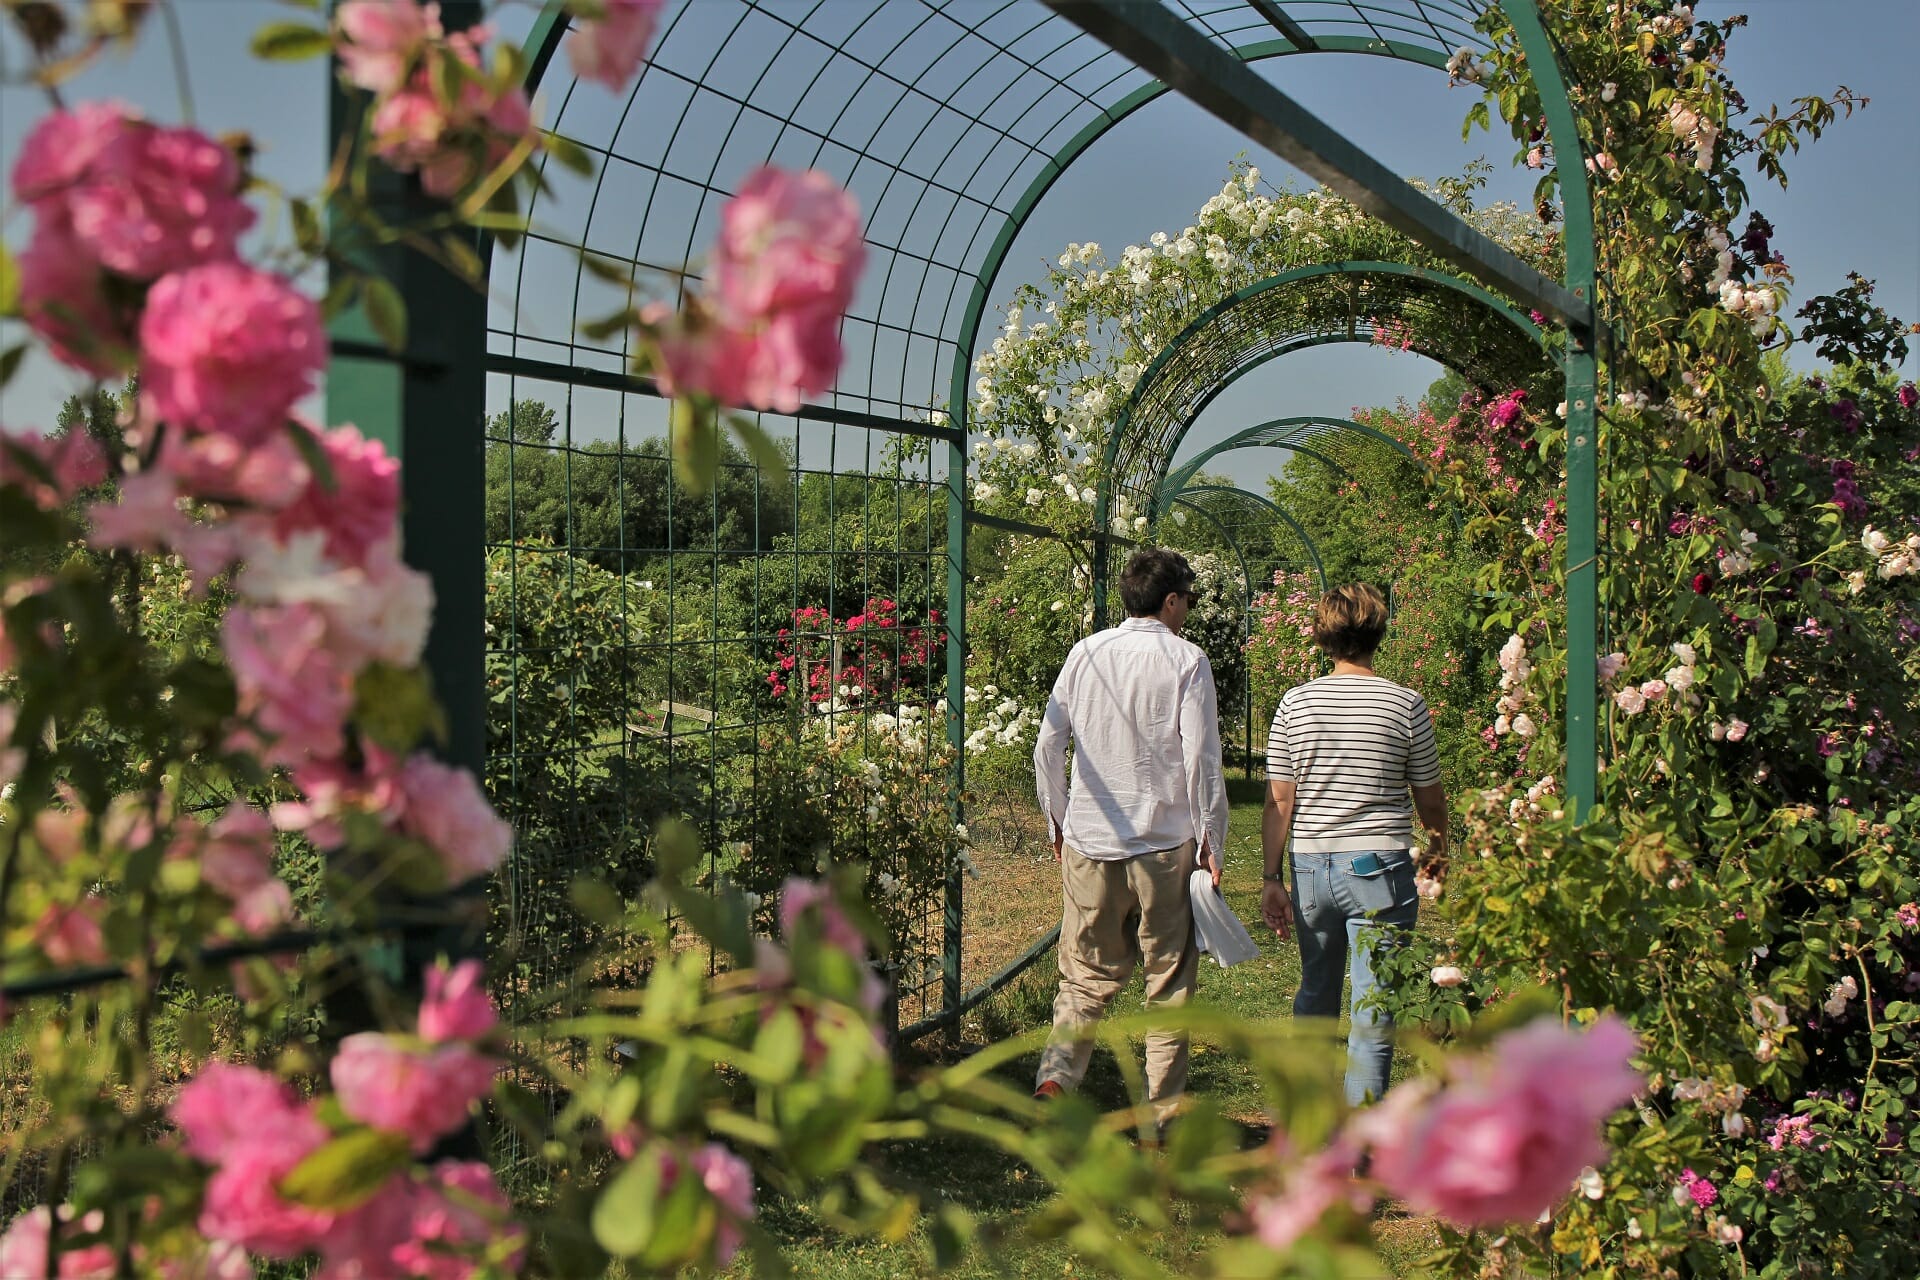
[419,959,497,1044]
[336,0,444,94]
[1360,1015,1640,1227]
[1638,678,1669,701]
[1431,965,1466,987]
[0,1206,115,1279]
[1613,686,1647,715]
[87,469,191,553]
[394,753,513,883]
[567,0,665,90]
[1247,1140,1371,1252]
[1725,718,1748,742]
[34,897,108,966]
[652,308,848,416]
[140,263,325,443]
[272,425,401,568]
[0,429,109,510]
[331,1033,498,1152]
[157,427,311,511]
[327,557,435,670]
[222,604,355,766]
[195,805,295,935]
[370,26,538,200]
[1597,652,1625,681]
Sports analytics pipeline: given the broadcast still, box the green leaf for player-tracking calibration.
[0,240,18,316]
[729,415,791,478]
[250,21,333,60]
[670,397,719,495]
[0,343,25,389]
[544,130,598,177]
[441,232,485,283]
[280,1129,413,1210]
[362,275,408,353]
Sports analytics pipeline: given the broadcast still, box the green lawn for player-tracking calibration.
[740,779,1443,1278]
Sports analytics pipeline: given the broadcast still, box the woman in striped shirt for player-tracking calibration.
[1258,583,1448,1106]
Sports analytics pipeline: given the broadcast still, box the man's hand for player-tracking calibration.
[1052,821,1064,862]
[1200,842,1222,888]
[1260,881,1293,940]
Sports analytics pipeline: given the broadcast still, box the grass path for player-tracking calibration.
[743,780,1443,1278]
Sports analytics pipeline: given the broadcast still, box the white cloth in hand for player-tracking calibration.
[1189,869,1260,967]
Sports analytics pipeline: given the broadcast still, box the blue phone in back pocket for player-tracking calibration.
[1350,852,1386,875]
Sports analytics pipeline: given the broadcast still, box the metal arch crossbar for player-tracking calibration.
[1039,0,1593,334]
[1157,415,1413,510]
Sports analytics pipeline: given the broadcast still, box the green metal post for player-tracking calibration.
[1501,0,1600,817]
[943,434,967,1021]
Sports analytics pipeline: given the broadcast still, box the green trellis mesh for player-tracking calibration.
[479,0,1516,1029]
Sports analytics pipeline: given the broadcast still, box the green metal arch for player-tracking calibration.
[1157,414,1411,512]
[941,34,1454,430]
[1172,484,1326,590]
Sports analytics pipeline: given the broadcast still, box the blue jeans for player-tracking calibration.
[1290,849,1420,1107]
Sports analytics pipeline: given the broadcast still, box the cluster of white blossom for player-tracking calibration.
[1506,774,1561,823]
[1445,45,1496,84]
[1718,527,1760,577]
[1665,97,1720,173]
[1671,1076,1750,1137]
[961,684,1041,757]
[1859,525,1920,586]
[1492,632,1536,737]
[1612,641,1702,716]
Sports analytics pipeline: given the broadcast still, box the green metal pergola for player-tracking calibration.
[331,0,1605,1039]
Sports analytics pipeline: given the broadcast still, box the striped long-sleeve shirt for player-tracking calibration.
[1266,674,1440,853]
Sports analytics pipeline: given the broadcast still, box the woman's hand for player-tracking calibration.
[1260,881,1293,939]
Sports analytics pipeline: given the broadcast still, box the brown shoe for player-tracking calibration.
[1033,1080,1065,1101]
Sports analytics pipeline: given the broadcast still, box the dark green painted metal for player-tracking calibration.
[943,432,966,1021]
[1157,415,1412,507]
[1038,0,1592,331]
[1091,260,1548,625]
[1248,0,1320,50]
[1173,485,1326,589]
[1501,0,1600,818]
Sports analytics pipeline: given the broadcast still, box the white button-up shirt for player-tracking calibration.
[1033,617,1229,860]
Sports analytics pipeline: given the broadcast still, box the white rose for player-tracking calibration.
[1430,965,1466,987]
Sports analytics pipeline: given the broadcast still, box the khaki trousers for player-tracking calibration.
[1036,840,1199,1121]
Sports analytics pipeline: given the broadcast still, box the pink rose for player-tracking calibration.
[1638,678,1668,701]
[171,1061,316,1164]
[689,1144,755,1266]
[17,220,137,375]
[140,263,325,443]
[1596,651,1626,682]
[0,1206,115,1279]
[9,101,128,204]
[33,898,108,966]
[86,469,191,554]
[200,1143,335,1258]
[1725,718,1749,742]
[198,804,277,898]
[710,168,863,322]
[336,0,444,94]
[271,425,401,568]
[369,87,450,172]
[1248,1141,1371,1252]
[1362,1015,1641,1227]
[331,1033,498,1152]
[390,1161,525,1279]
[395,753,513,883]
[222,604,355,766]
[1613,686,1647,716]
[567,0,665,91]
[419,959,497,1044]
[64,119,255,280]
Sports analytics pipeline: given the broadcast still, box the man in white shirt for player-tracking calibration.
[1031,548,1231,1127]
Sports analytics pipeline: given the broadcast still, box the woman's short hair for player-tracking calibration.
[1312,583,1390,661]
[1118,547,1194,617]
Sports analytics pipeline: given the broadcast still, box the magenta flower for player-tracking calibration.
[1899,382,1918,411]
[140,263,325,444]
[567,0,665,91]
[270,424,402,569]
[690,1144,757,1266]
[1679,1167,1718,1207]
[1897,902,1920,929]
[419,959,498,1044]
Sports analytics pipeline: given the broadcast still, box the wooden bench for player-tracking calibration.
[627,700,715,737]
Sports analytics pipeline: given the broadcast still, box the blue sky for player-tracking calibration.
[2,0,1914,496]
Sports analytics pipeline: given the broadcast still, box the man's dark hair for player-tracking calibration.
[1118,547,1194,617]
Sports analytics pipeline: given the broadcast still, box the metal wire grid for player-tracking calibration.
[481,374,953,1026]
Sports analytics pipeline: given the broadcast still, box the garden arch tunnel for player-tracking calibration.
[1157,415,1415,512]
[334,0,1605,1036]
